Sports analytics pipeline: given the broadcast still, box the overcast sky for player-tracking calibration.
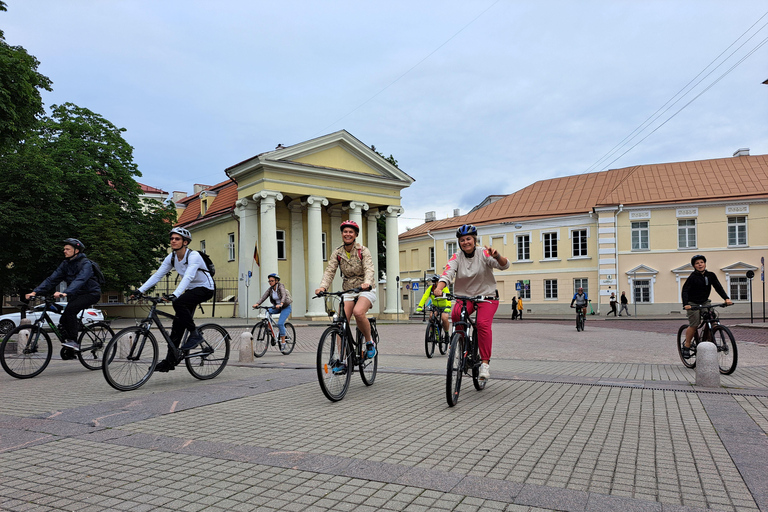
[5,1,768,231]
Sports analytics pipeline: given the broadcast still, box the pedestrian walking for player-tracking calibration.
[608,292,618,316]
[517,296,524,320]
[511,296,518,320]
[619,291,631,316]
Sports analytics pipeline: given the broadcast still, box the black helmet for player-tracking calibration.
[456,224,477,238]
[691,254,706,266]
[430,274,439,283]
[63,238,85,252]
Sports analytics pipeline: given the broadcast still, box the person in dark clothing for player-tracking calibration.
[680,255,732,358]
[511,296,518,320]
[608,292,618,316]
[25,238,101,351]
[618,291,631,316]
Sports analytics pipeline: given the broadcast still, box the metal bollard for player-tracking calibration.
[695,342,720,388]
[239,331,253,363]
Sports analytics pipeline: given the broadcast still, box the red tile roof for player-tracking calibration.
[176,179,238,228]
[401,154,768,240]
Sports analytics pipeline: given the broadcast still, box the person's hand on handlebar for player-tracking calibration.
[314,287,326,296]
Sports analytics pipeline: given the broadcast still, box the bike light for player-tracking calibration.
[87,312,97,316]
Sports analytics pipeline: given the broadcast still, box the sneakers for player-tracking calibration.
[180,331,204,350]
[155,359,176,372]
[478,363,490,381]
[331,359,347,375]
[61,340,81,352]
[682,346,694,359]
[365,341,377,359]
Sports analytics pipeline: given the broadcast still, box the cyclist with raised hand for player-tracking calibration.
[681,254,732,358]
[132,227,214,372]
[570,287,588,318]
[433,224,509,382]
[315,220,377,363]
[25,238,101,352]
[253,273,292,350]
[416,274,452,342]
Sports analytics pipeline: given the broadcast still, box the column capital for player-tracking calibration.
[253,190,284,203]
[347,201,370,213]
[306,195,329,207]
[287,199,304,213]
[386,205,404,216]
[366,208,381,219]
[235,198,250,209]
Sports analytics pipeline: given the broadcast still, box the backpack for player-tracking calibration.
[170,250,217,317]
[89,259,106,286]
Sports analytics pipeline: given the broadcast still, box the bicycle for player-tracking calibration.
[251,306,296,356]
[676,303,737,375]
[314,288,379,402]
[571,305,586,332]
[0,296,114,379]
[445,293,494,407]
[424,304,449,358]
[102,295,231,391]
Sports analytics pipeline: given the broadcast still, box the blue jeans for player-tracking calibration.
[268,305,292,336]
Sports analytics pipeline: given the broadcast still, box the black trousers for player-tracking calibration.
[61,292,100,342]
[169,287,214,347]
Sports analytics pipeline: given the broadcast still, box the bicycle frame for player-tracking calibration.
[132,298,207,361]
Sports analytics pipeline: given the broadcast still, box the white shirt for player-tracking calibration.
[139,249,214,296]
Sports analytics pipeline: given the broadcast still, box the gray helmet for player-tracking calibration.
[170,227,192,242]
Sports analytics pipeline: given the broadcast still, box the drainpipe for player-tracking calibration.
[615,204,623,301]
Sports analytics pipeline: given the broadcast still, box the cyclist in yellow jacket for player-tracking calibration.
[416,275,451,343]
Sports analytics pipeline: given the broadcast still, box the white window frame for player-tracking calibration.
[276,230,286,260]
[517,280,531,300]
[544,279,558,299]
[428,246,435,270]
[542,231,559,260]
[228,233,235,261]
[571,229,588,257]
[633,279,651,303]
[446,241,458,260]
[677,219,696,249]
[631,221,649,251]
[573,279,588,297]
[516,234,530,261]
[727,216,747,247]
[200,240,206,254]
[730,276,749,301]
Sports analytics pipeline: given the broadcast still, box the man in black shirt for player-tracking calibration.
[681,255,732,357]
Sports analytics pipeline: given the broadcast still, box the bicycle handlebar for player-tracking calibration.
[687,303,731,310]
[444,293,496,303]
[313,287,363,298]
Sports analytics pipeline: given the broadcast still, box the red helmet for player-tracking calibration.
[340,220,360,234]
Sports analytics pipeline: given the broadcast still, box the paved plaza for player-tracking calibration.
[1,316,766,511]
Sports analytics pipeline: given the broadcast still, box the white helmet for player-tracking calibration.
[170,227,192,242]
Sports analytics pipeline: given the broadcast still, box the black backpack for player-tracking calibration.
[171,250,217,317]
[89,259,106,286]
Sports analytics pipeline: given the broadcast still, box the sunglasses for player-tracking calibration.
[170,237,183,241]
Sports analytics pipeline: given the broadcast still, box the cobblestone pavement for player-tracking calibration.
[1,320,766,511]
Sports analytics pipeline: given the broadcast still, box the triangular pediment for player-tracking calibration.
[671,263,694,274]
[625,264,658,275]
[721,261,759,272]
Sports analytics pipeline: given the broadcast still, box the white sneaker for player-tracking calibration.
[479,363,490,381]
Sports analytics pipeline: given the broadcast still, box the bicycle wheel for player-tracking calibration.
[446,332,465,407]
[317,326,352,402]
[471,333,486,391]
[102,327,158,391]
[280,323,296,355]
[359,323,378,386]
[438,326,449,355]
[580,314,585,332]
[251,321,270,357]
[711,325,737,375]
[1,325,52,379]
[676,324,696,369]
[424,321,436,358]
[77,322,114,370]
[186,324,230,380]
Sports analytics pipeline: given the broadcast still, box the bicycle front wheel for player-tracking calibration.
[251,322,270,357]
[580,314,585,332]
[280,323,296,355]
[446,332,464,407]
[186,324,230,380]
[77,322,114,370]
[712,325,737,375]
[1,325,52,379]
[676,324,696,369]
[424,322,436,358]
[471,333,486,391]
[317,326,351,402]
[359,324,378,386]
[102,327,158,391]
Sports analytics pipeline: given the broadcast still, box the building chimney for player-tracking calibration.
[193,184,211,195]
[733,148,750,157]
[425,211,436,222]
[453,209,461,217]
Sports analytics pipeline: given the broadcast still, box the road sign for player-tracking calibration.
[412,283,419,291]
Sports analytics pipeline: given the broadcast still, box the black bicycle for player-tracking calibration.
[314,288,379,402]
[1,296,114,379]
[445,293,493,407]
[676,303,737,375]
[424,304,449,358]
[571,305,586,332]
[251,306,296,356]
[102,295,231,391]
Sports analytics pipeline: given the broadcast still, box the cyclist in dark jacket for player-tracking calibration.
[680,254,732,357]
[25,238,101,351]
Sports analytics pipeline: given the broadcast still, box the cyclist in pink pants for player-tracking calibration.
[433,224,509,382]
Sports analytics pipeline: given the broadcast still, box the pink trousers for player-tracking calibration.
[451,299,499,361]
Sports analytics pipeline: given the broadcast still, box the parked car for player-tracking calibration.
[0,302,105,335]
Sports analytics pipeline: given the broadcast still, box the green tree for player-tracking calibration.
[370,145,399,279]
[0,103,176,294]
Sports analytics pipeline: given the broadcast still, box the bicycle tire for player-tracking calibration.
[424,321,436,358]
[280,323,296,355]
[711,325,737,375]
[1,325,52,379]
[438,327,449,355]
[251,321,270,357]
[471,331,486,391]
[446,332,464,407]
[676,324,696,369]
[102,327,158,391]
[580,314,585,332]
[186,324,230,380]
[77,322,114,370]
[359,323,378,386]
[317,326,351,402]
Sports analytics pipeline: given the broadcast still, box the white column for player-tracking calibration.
[384,206,404,314]
[255,190,283,298]
[328,205,344,292]
[346,201,369,243]
[306,195,328,317]
[235,198,258,319]
[367,209,380,314]
[289,201,306,318]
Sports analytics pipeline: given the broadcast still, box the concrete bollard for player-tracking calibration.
[239,331,254,363]
[695,342,720,387]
